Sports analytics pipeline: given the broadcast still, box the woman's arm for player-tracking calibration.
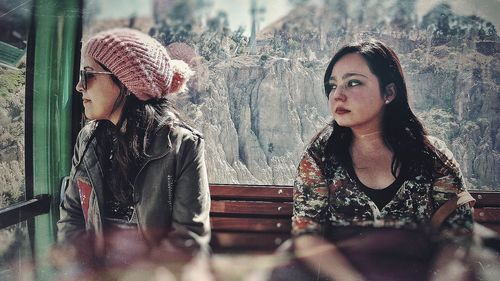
[429,137,474,243]
[428,137,475,280]
[292,151,364,280]
[292,150,329,236]
[57,128,90,242]
[294,235,365,281]
[170,133,211,250]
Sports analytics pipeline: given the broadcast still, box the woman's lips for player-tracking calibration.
[335,107,350,114]
[82,98,91,104]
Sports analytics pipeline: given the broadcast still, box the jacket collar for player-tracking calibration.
[145,124,172,160]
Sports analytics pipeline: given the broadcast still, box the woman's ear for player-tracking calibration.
[384,83,396,104]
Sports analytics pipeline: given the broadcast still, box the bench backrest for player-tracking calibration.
[209,184,293,252]
[209,184,500,253]
[471,192,500,233]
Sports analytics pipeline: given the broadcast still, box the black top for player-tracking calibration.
[358,175,405,210]
[348,164,406,210]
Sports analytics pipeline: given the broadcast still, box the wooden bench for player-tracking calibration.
[209,184,293,253]
[471,192,500,233]
[209,184,500,253]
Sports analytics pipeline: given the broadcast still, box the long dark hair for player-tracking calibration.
[93,63,180,202]
[322,40,437,179]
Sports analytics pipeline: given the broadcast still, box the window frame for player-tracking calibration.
[0,0,83,279]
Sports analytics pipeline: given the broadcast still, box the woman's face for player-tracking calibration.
[328,53,391,132]
[75,54,124,125]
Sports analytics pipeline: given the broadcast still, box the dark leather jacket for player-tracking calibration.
[58,121,211,251]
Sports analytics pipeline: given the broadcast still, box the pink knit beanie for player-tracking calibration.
[83,28,193,101]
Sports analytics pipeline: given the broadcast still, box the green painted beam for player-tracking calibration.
[31,0,81,279]
[0,41,25,67]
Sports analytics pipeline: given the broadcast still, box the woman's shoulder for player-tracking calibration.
[76,121,98,143]
[426,135,456,161]
[308,124,333,147]
[163,121,204,148]
[146,121,204,157]
[306,124,333,153]
[425,135,462,176]
[426,135,448,152]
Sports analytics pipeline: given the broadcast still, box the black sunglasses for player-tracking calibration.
[79,69,114,90]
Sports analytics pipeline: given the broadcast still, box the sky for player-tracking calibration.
[90,0,291,36]
[416,0,500,30]
[89,0,500,36]
[211,0,292,35]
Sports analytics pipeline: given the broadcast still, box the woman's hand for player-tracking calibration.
[428,243,472,281]
[293,234,365,281]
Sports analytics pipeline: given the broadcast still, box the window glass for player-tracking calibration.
[0,0,32,270]
[0,222,32,280]
[0,64,25,206]
[0,0,31,208]
[83,0,499,190]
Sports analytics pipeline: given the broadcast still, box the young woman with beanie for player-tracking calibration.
[279,40,475,281]
[57,28,210,256]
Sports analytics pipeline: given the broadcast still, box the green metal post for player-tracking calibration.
[32,0,81,279]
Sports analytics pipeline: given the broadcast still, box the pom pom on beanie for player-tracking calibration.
[166,59,194,95]
[83,28,193,101]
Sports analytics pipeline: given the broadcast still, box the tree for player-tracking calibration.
[391,0,417,30]
[288,0,310,6]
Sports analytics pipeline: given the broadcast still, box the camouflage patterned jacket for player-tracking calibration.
[292,126,474,242]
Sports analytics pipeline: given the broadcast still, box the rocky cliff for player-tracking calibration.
[405,42,499,189]
[183,55,329,184]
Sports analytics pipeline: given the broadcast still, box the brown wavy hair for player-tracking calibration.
[322,40,438,179]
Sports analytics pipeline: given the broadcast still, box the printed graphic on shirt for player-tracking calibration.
[77,177,92,223]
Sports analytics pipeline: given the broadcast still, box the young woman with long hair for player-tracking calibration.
[288,40,474,281]
[58,28,210,256]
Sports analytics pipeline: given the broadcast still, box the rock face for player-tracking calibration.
[173,1,499,190]
[184,56,329,184]
[406,48,499,189]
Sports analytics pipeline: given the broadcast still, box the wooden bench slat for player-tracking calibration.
[471,192,500,207]
[210,232,291,250]
[210,184,293,201]
[474,207,500,223]
[211,201,292,216]
[211,217,291,232]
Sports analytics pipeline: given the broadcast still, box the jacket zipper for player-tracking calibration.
[132,150,171,236]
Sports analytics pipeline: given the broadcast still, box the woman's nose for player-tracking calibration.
[75,79,84,93]
[331,87,346,102]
